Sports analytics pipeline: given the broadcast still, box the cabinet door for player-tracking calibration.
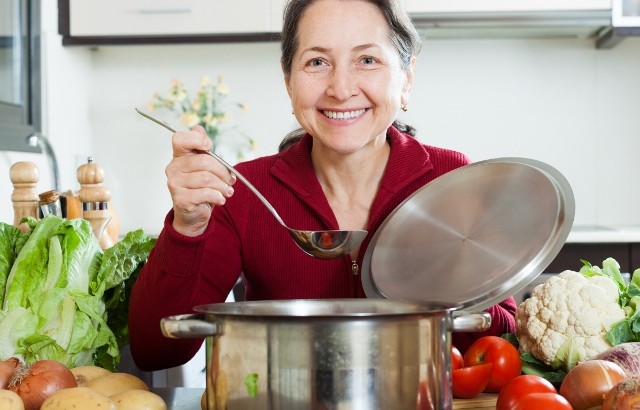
[270,0,287,33]
[68,0,273,37]
[0,1,13,37]
[406,0,611,13]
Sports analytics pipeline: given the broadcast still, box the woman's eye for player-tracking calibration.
[361,56,376,65]
[308,58,326,67]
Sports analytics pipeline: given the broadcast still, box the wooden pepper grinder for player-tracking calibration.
[77,157,114,249]
[10,161,39,232]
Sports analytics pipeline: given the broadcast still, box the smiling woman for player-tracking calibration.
[128,0,517,383]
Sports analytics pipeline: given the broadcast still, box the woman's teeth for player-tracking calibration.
[323,109,366,120]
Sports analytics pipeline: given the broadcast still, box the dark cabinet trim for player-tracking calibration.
[545,243,637,274]
[57,0,281,46]
[60,33,281,46]
[632,244,640,272]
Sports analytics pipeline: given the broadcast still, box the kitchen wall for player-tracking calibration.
[1,1,640,238]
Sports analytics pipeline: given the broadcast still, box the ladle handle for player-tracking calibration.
[206,151,287,226]
[136,108,286,226]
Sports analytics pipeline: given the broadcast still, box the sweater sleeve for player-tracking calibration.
[128,211,227,371]
[451,296,518,355]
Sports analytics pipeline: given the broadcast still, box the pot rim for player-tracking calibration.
[192,298,462,318]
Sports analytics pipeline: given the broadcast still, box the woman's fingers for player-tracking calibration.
[166,127,237,235]
[172,126,211,156]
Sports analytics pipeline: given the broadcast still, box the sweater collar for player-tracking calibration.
[271,126,434,196]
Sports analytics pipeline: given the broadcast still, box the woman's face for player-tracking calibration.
[285,0,414,154]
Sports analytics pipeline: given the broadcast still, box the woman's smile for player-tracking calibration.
[322,108,367,121]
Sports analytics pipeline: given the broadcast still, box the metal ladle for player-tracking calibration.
[136,108,368,259]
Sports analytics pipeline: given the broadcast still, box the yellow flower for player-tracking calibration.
[216,82,229,96]
[204,114,219,127]
[180,112,201,128]
[148,75,252,161]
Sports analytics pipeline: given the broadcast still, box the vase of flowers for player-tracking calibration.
[147,75,255,161]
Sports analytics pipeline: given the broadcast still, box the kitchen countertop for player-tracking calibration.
[154,388,499,409]
[566,225,640,243]
[153,388,204,410]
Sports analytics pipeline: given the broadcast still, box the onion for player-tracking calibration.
[8,359,77,410]
[603,377,640,410]
[559,359,627,410]
[0,358,19,389]
[595,343,640,376]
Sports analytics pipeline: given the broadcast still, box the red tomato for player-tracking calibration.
[509,392,572,410]
[451,346,464,370]
[496,375,558,410]
[464,336,521,393]
[452,363,493,399]
[416,380,435,410]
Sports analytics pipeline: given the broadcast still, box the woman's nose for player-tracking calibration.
[326,67,358,100]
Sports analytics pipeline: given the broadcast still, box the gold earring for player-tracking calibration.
[401,102,408,112]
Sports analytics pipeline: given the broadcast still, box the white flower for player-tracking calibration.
[180,112,200,128]
[147,75,254,160]
[203,114,219,127]
[216,82,229,96]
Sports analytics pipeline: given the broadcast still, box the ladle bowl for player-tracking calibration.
[136,108,368,259]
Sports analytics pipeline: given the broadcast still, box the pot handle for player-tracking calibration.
[160,314,220,339]
[451,311,492,332]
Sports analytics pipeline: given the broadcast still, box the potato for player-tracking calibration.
[0,389,24,410]
[40,387,116,410]
[86,372,149,397]
[70,365,112,387]
[111,389,167,410]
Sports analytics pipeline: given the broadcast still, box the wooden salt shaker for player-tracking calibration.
[77,157,114,249]
[10,161,39,231]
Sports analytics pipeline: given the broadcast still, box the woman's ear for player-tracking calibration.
[285,76,293,99]
[401,56,416,102]
[283,62,293,98]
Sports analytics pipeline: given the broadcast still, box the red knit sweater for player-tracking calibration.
[129,127,517,370]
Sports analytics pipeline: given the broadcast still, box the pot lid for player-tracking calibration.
[361,157,575,311]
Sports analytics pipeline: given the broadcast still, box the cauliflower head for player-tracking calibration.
[516,270,625,367]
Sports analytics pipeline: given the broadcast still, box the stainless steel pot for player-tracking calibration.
[161,299,490,410]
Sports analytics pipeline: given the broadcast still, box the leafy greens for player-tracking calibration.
[0,215,156,371]
[580,257,640,345]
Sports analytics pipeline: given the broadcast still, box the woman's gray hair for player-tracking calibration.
[281,0,422,77]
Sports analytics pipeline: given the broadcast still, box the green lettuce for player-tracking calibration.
[0,307,38,360]
[3,216,65,310]
[94,229,156,349]
[0,223,24,307]
[0,215,155,370]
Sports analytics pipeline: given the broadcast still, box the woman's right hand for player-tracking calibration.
[166,126,236,236]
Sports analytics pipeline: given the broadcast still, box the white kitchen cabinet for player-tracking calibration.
[406,0,611,13]
[67,0,275,37]
[405,0,619,48]
[270,0,288,33]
